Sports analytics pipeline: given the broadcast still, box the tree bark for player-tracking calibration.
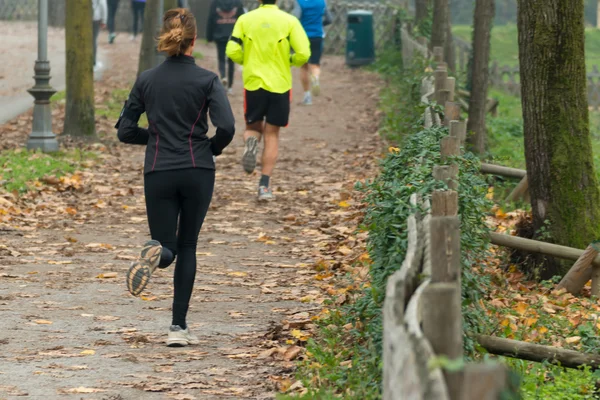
[138,0,162,76]
[64,0,96,138]
[476,335,600,370]
[415,0,431,28]
[165,0,178,10]
[467,0,494,155]
[444,14,456,73]
[597,0,600,28]
[517,0,600,277]
[430,0,448,51]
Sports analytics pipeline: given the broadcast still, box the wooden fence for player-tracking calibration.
[452,36,600,109]
[383,35,513,400]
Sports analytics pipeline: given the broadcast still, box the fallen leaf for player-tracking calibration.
[284,345,302,361]
[33,319,53,325]
[96,272,117,279]
[566,336,581,344]
[62,387,105,394]
[80,350,96,355]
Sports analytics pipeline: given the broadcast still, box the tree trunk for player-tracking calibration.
[165,0,178,10]
[415,0,431,27]
[597,0,600,28]
[64,0,96,138]
[430,0,448,51]
[517,0,600,277]
[444,13,456,72]
[189,0,211,40]
[467,0,494,155]
[138,0,162,76]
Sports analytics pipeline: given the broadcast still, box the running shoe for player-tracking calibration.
[126,240,162,297]
[258,186,275,201]
[108,32,116,44]
[167,325,200,347]
[242,136,259,174]
[303,92,313,106]
[311,75,321,97]
[222,78,228,88]
[227,87,233,95]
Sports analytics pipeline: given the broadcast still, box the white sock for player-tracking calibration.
[305,91,311,96]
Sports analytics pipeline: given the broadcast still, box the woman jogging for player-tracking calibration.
[116,8,235,346]
[206,0,245,94]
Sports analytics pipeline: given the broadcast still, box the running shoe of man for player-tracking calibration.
[242,136,259,173]
[166,325,200,347]
[126,240,162,296]
[258,186,275,201]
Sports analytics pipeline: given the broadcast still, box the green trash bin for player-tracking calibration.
[346,10,375,67]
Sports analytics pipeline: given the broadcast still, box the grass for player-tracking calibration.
[452,24,600,69]
[0,149,95,193]
[485,89,600,183]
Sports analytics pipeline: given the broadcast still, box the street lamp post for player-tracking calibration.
[27,0,59,152]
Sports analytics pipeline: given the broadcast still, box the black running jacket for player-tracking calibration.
[116,55,235,174]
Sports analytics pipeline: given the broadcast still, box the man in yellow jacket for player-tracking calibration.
[226,0,310,201]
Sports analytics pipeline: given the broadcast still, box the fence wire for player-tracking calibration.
[0,0,37,21]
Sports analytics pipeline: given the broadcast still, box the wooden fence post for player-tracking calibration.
[422,282,464,400]
[433,46,444,63]
[433,166,459,190]
[461,363,509,400]
[432,190,458,217]
[429,216,461,283]
[449,120,467,147]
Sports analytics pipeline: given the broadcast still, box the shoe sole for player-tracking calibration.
[126,240,162,296]
[166,339,189,347]
[242,137,258,174]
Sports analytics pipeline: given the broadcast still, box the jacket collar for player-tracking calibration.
[260,4,279,9]
[167,54,196,64]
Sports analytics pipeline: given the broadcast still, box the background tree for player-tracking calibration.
[415,0,428,30]
[430,0,448,51]
[466,0,495,154]
[444,12,456,72]
[517,0,600,277]
[64,0,96,138]
[138,0,162,76]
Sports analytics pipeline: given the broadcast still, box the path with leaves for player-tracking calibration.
[0,31,381,399]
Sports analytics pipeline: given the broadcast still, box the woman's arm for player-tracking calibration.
[116,77,149,145]
[207,77,235,156]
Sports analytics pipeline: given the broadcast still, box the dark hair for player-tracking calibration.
[157,8,197,57]
[261,0,277,5]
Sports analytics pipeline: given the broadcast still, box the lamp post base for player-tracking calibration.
[27,59,59,152]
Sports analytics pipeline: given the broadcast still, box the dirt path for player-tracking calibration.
[0,32,380,399]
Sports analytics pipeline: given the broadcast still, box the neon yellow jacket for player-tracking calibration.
[226,4,311,94]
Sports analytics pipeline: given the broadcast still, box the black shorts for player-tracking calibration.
[308,37,323,65]
[244,88,291,127]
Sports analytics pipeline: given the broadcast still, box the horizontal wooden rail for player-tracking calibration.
[477,335,600,370]
[490,232,600,267]
[480,163,526,179]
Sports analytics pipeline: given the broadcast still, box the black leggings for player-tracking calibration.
[132,1,145,36]
[107,0,120,34]
[216,40,234,88]
[144,168,215,328]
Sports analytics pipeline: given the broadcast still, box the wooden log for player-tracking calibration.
[505,175,529,203]
[431,190,458,217]
[433,46,444,62]
[558,242,600,295]
[444,102,461,126]
[429,216,461,283]
[433,165,459,190]
[479,163,526,179]
[490,233,600,267]
[441,136,460,161]
[476,334,600,370]
[445,77,456,101]
[461,363,508,400]
[449,120,467,146]
[423,282,464,400]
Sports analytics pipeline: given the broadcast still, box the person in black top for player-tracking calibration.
[116,7,235,347]
[206,0,244,93]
